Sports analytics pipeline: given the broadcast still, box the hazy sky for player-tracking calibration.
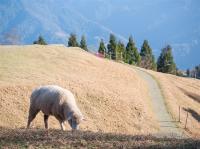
[66,0,200,69]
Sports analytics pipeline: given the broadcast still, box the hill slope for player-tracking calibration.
[0,45,158,134]
[147,70,200,137]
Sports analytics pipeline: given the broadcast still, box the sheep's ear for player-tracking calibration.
[67,112,73,120]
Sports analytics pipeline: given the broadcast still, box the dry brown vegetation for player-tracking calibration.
[147,70,200,137]
[0,128,199,149]
[1,45,199,148]
[0,45,158,134]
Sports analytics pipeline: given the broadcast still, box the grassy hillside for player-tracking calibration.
[0,45,158,134]
[0,45,199,148]
[147,70,200,137]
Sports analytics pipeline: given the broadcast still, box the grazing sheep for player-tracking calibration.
[27,85,84,130]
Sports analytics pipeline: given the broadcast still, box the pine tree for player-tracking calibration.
[98,39,106,56]
[152,55,157,71]
[186,69,190,77]
[68,33,79,47]
[197,65,200,79]
[80,35,88,51]
[195,65,200,79]
[140,40,156,70]
[33,35,47,45]
[107,34,117,60]
[125,36,141,65]
[116,41,125,61]
[157,45,176,74]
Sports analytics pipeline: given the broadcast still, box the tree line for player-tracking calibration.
[33,34,178,75]
[74,33,176,75]
[186,65,200,79]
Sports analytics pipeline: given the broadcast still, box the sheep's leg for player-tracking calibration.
[60,121,65,131]
[44,115,49,129]
[27,108,40,129]
[54,115,65,131]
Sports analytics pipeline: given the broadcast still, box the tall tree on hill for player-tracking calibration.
[125,36,141,65]
[187,65,200,79]
[98,39,106,56]
[107,34,117,60]
[33,35,47,45]
[157,45,176,74]
[80,35,88,51]
[152,55,157,71]
[68,33,79,47]
[140,40,156,70]
[116,41,125,61]
[186,69,190,77]
[195,65,200,79]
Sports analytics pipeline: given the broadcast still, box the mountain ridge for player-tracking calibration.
[0,0,127,47]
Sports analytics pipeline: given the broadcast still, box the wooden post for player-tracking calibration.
[178,106,181,122]
[184,112,189,129]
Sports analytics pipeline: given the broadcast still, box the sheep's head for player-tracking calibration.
[67,112,84,130]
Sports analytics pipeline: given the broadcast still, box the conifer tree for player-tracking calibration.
[186,69,190,77]
[140,40,156,70]
[157,45,176,74]
[68,33,79,47]
[116,41,125,61]
[152,55,157,71]
[98,39,106,56]
[195,65,200,79]
[125,36,141,65]
[33,35,47,45]
[107,34,117,60]
[80,35,88,51]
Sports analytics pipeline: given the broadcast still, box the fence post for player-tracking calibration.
[184,112,189,129]
[178,106,181,122]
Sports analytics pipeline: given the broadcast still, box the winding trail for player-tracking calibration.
[134,67,185,138]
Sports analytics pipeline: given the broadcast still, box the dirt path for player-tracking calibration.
[134,67,185,138]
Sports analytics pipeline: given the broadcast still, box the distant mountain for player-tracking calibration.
[0,0,126,49]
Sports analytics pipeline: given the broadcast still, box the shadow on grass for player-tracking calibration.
[0,127,199,148]
[178,87,200,103]
[183,108,200,122]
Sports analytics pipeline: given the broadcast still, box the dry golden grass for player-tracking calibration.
[0,128,199,149]
[147,70,200,137]
[0,45,158,135]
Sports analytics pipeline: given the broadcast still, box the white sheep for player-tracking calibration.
[27,85,84,130]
